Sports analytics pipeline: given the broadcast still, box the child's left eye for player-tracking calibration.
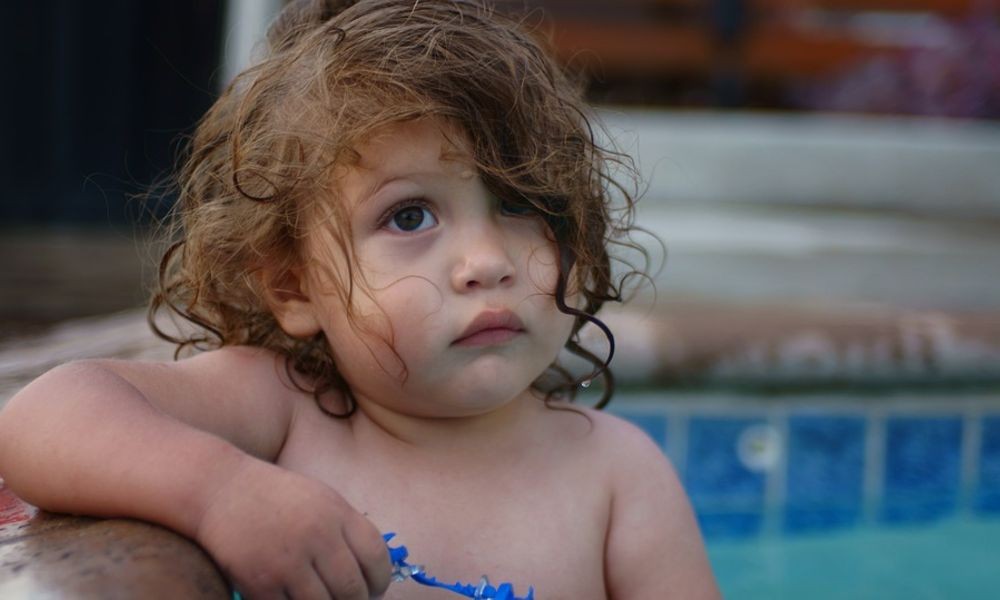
[499,199,537,217]
[384,203,437,233]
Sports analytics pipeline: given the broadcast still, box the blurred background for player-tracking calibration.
[1,1,999,598]
[2,0,998,332]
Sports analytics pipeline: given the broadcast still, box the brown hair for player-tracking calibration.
[150,0,646,413]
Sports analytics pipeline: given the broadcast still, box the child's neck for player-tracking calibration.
[351,389,542,460]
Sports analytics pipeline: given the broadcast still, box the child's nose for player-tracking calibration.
[450,227,516,292]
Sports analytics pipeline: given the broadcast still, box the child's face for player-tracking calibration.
[294,118,576,417]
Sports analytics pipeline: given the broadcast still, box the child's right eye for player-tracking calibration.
[382,201,438,233]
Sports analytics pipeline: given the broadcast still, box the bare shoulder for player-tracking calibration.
[82,345,306,460]
[94,345,296,407]
[537,405,677,492]
[567,407,720,599]
[547,405,666,467]
[573,407,660,452]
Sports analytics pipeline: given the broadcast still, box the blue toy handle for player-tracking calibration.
[232,533,535,600]
[384,533,534,599]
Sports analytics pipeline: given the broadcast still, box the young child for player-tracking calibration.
[0,1,718,598]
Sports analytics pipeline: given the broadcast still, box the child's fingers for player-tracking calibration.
[315,546,370,600]
[342,516,392,596]
[282,567,332,600]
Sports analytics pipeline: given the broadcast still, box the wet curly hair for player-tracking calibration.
[150,0,645,414]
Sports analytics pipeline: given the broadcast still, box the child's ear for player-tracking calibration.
[259,266,322,338]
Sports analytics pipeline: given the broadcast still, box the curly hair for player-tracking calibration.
[149,0,645,413]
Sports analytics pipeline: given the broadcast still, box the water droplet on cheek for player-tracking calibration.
[580,379,592,388]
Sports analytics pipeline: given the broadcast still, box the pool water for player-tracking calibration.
[607,390,1000,598]
[709,516,1000,599]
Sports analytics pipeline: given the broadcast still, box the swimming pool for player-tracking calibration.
[708,515,1000,599]
[609,389,1000,598]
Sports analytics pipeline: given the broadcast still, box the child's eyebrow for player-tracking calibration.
[351,140,474,207]
[366,175,414,200]
[361,154,473,203]
[357,171,439,206]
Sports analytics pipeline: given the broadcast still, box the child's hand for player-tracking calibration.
[195,458,391,599]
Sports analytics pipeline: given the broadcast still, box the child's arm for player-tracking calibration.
[602,418,721,599]
[0,348,390,599]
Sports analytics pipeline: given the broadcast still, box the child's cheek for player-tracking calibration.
[564,263,587,310]
[324,307,400,382]
[525,242,578,340]
[523,236,562,296]
[524,242,585,314]
[365,277,449,357]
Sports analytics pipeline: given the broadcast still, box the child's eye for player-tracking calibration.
[383,201,438,233]
[499,199,537,217]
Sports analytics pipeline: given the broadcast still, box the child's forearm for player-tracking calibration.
[0,361,252,540]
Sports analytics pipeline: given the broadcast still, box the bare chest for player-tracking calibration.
[277,416,611,599]
[371,487,608,600]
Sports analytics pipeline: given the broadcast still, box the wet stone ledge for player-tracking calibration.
[0,483,229,599]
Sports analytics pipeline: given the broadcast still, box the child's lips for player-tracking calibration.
[452,310,525,347]
[453,327,523,347]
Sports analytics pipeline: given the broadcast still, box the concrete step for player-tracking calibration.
[628,204,1000,311]
[600,110,1000,217]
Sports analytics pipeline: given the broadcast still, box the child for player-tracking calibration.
[0,1,718,598]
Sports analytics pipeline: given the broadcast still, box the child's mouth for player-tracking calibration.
[453,310,525,347]
[453,327,523,347]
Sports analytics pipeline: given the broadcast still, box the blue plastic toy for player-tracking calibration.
[384,533,534,600]
[231,533,534,600]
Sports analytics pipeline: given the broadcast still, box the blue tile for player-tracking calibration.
[975,415,1000,514]
[686,416,767,538]
[881,416,962,524]
[611,410,667,451]
[696,512,763,539]
[784,415,865,533]
[784,507,860,532]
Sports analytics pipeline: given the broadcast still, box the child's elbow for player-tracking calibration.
[0,361,104,477]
